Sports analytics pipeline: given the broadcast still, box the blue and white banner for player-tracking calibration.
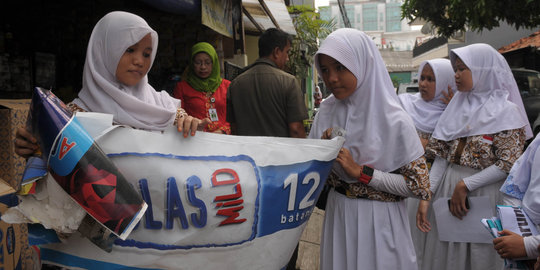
[41,112,343,269]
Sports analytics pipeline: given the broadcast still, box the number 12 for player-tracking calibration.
[283,172,320,211]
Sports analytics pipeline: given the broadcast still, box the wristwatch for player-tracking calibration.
[357,165,374,184]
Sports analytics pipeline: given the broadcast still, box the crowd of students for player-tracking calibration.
[11,10,540,270]
[309,28,540,270]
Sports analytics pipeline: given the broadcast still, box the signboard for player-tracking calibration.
[202,0,234,38]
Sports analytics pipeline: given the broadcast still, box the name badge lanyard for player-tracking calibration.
[207,93,219,122]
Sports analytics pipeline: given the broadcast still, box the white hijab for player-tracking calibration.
[500,134,540,224]
[72,11,180,130]
[398,59,455,134]
[432,43,532,141]
[309,28,424,174]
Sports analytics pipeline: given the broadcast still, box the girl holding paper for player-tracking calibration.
[495,133,540,264]
[419,43,532,270]
[309,28,431,270]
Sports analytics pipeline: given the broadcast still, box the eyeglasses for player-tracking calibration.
[194,61,212,67]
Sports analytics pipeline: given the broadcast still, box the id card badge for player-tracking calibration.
[209,108,219,122]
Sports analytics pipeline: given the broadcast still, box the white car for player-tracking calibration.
[396,82,419,95]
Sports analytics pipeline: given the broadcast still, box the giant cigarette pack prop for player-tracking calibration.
[29,87,147,241]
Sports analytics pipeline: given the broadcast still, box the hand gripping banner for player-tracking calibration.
[40,112,344,269]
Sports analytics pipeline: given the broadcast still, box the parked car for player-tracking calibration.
[533,113,540,137]
[396,82,419,95]
[511,68,540,137]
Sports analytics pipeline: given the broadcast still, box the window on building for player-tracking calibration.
[362,3,377,31]
[319,6,331,21]
[385,3,402,32]
[346,4,355,26]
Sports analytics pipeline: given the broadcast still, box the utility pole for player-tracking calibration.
[337,0,351,28]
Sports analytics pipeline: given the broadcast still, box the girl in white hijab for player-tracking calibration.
[72,11,207,133]
[398,59,455,146]
[495,134,540,265]
[309,28,431,270]
[15,11,207,157]
[399,59,455,267]
[420,43,532,270]
[72,11,178,130]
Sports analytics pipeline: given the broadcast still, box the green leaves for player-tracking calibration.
[402,0,540,38]
[287,5,336,79]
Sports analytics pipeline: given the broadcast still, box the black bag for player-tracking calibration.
[316,183,331,210]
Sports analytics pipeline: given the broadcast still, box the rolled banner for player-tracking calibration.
[39,112,344,269]
[30,87,147,240]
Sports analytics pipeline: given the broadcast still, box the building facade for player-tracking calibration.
[318,0,419,51]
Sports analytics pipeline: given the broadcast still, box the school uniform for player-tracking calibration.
[500,132,540,260]
[420,43,533,270]
[398,58,455,268]
[310,28,431,270]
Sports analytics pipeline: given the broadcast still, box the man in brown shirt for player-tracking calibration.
[226,28,307,270]
[226,28,308,138]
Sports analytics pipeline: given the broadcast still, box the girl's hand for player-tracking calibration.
[416,199,431,232]
[420,137,429,150]
[449,180,469,219]
[441,85,454,104]
[176,112,210,137]
[493,229,527,259]
[321,128,333,139]
[14,127,39,159]
[336,148,362,179]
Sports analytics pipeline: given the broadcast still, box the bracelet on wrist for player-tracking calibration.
[357,165,374,184]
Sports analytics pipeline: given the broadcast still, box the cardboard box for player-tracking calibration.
[0,99,31,188]
[0,203,35,269]
[0,99,36,269]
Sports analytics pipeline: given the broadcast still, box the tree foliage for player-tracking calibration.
[401,0,540,38]
[286,5,335,79]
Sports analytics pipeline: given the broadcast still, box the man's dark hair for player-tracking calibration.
[258,28,292,58]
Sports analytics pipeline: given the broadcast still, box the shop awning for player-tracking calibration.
[139,0,296,36]
[138,0,199,15]
[242,0,296,35]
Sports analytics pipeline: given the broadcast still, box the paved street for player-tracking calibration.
[296,208,325,270]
